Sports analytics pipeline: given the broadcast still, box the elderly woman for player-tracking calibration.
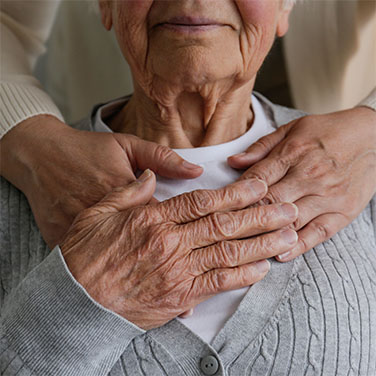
[1,0,375,375]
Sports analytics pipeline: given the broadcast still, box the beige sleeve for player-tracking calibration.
[358,88,376,112]
[0,0,64,138]
[284,0,376,114]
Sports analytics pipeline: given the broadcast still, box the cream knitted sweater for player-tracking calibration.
[1,0,376,138]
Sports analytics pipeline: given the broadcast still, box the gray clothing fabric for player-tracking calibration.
[1,94,375,376]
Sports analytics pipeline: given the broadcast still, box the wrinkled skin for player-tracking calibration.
[100,0,292,147]
[228,106,376,260]
[61,171,298,330]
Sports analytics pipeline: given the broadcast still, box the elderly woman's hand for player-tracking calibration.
[0,115,202,249]
[61,170,298,330]
[228,106,376,261]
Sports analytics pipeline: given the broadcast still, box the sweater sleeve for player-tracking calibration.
[0,0,64,139]
[358,87,376,112]
[0,246,144,376]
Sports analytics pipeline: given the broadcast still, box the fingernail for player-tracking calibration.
[182,160,202,170]
[281,229,298,245]
[280,203,298,219]
[232,152,247,158]
[138,169,152,182]
[256,259,270,273]
[248,179,267,196]
[277,251,291,261]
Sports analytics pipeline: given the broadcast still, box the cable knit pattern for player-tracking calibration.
[1,96,375,375]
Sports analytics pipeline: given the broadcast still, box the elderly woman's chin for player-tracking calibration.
[147,27,247,88]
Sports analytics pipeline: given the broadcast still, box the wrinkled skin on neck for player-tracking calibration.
[100,0,291,147]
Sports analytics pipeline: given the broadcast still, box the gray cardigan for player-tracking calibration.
[1,94,375,376]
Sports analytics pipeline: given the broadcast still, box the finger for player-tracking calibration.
[116,133,203,179]
[276,213,347,262]
[191,260,270,298]
[290,195,331,231]
[157,178,267,224]
[235,149,291,186]
[88,169,156,214]
[188,229,297,274]
[227,120,296,168]
[260,170,313,205]
[181,202,298,248]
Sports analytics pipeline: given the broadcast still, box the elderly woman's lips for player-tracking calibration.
[155,16,226,33]
[160,23,223,33]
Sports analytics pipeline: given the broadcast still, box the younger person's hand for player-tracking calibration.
[0,115,203,248]
[228,106,376,261]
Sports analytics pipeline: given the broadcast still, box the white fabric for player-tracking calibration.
[93,95,276,343]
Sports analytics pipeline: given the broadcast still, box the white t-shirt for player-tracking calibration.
[94,95,275,343]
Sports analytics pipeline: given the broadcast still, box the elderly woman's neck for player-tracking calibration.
[108,82,254,148]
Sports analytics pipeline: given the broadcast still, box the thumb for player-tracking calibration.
[115,133,203,179]
[228,119,297,169]
[92,169,156,214]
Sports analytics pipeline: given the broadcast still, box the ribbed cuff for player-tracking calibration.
[357,88,376,112]
[0,82,64,138]
[1,246,144,376]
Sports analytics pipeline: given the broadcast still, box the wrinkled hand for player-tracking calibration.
[0,115,202,248]
[228,106,376,261]
[61,170,298,330]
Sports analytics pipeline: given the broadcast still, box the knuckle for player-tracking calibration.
[188,190,215,216]
[303,158,338,181]
[244,169,268,183]
[251,207,271,229]
[279,139,312,165]
[146,226,180,262]
[298,237,310,254]
[253,137,271,152]
[160,227,180,247]
[217,241,237,267]
[211,212,238,237]
[158,226,180,250]
[255,235,274,257]
[209,270,231,292]
[311,221,333,241]
[240,266,258,285]
[153,144,174,163]
[222,185,247,208]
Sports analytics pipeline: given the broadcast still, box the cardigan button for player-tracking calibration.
[200,355,219,375]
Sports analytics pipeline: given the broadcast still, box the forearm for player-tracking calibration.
[0,246,144,376]
[0,115,68,191]
[0,1,64,138]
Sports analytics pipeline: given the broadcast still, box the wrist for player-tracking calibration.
[350,106,376,146]
[0,115,72,191]
[355,104,376,116]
